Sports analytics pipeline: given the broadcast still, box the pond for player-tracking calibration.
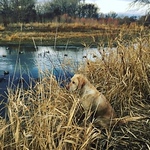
[0,45,101,117]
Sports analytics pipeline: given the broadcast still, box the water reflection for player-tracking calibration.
[0,46,101,76]
[0,45,101,85]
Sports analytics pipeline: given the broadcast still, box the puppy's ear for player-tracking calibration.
[77,76,86,89]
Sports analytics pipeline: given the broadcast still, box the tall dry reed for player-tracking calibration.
[0,28,150,150]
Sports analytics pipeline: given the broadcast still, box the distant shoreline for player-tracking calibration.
[0,22,145,47]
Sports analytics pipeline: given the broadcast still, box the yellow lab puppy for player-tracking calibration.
[67,74,149,128]
[67,74,116,127]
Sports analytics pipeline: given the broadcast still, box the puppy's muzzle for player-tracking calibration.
[66,84,70,90]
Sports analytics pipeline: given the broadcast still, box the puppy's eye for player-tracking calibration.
[72,81,75,84]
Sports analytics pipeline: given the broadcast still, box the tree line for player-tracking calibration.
[0,0,149,27]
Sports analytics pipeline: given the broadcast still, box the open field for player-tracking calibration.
[0,23,150,150]
[0,22,147,46]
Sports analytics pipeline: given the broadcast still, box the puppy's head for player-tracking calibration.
[67,74,86,92]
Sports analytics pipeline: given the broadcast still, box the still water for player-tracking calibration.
[0,45,101,117]
[0,45,101,76]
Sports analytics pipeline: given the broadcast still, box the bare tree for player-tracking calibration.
[49,0,81,16]
[130,0,150,14]
[106,11,118,19]
[0,0,37,25]
[132,0,150,5]
[11,0,37,23]
[0,0,12,26]
[77,3,99,18]
[130,0,150,25]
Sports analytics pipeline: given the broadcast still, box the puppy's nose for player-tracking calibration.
[66,84,69,90]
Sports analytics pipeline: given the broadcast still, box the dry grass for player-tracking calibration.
[0,28,150,150]
[0,24,5,31]
[0,22,147,46]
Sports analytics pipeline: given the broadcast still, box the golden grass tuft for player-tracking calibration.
[0,25,5,31]
[0,30,150,149]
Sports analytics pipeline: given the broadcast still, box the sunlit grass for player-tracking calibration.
[1,21,148,46]
[0,24,5,31]
[0,26,150,150]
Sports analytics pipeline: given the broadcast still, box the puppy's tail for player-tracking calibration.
[94,116,149,128]
[113,116,150,125]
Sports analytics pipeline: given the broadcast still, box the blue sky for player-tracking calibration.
[86,0,148,16]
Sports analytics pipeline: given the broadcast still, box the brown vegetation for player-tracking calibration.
[0,25,150,150]
[0,22,147,46]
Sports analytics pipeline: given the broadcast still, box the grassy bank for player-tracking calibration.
[0,24,150,150]
[0,22,147,46]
